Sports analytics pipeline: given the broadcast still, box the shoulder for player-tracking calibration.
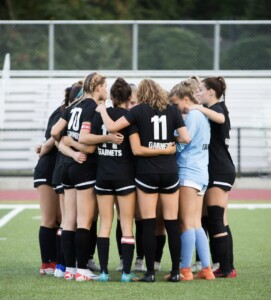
[210,102,224,114]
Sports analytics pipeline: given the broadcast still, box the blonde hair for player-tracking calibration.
[169,76,200,104]
[137,79,168,111]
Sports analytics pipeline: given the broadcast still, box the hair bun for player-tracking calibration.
[216,76,226,91]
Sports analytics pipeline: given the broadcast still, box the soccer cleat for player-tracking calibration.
[213,268,237,278]
[121,272,139,282]
[64,267,76,281]
[139,273,155,282]
[194,266,215,280]
[166,272,181,282]
[133,259,146,272]
[40,262,56,275]
[116,259,123,272]
[191,261,202,273]
[75,269,99,282]
[54,264,66,278]
[180,267,193,281]
[87,259,100,272]
[154,261,161,272]
[212,262,220,272]
[98,272,110,282]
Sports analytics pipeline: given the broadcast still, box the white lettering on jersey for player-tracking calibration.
[68,107,82,131]
[67,131,79,140]
[148,142,169,149]
[98,148,122,157]
[101,124,118,149]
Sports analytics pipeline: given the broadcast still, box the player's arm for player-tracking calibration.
[129,133,176,157]
[189,104,225,124]
[79,122,124,145]
[39,137,56,157]
[58,140,87,164]
[175,126,191,144]
[61,136,96,154]
[51,118,68,141]
[96,104,130,132]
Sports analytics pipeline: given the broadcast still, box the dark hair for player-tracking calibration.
[110,77,132,108]
[202,77,226,101]
[61,81,83,111]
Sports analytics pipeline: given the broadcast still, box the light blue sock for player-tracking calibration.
[180,228,195,268]
[195,227,210,269]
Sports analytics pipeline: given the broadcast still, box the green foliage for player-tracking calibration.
[221,35,271,69]
[139,26,213,70]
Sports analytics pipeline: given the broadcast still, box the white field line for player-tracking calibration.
[0,203,270,229]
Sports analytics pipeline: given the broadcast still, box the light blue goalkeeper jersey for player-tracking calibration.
[176,110,210,186]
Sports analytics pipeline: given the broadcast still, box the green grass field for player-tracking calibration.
[0,202,271,300]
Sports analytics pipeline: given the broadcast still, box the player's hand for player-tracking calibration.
[108,132,124,145]
[61,136,73,147]
[73,152,87,164]
[96,103,106,113]
[35,145,42,154]
[165,142,176,155]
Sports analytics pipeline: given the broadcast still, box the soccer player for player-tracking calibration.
[51,73,122,281]
[191,77,236,278]
[96,79,190,282]
[169,79,215,281]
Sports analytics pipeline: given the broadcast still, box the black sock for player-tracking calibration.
[135,220,144,260]
[142,218,156,276]
[97,237,110,274]
[61,230,76,268]
[213,235,231,274]
[56,228,62,264]
[164,220,180,274]
[226,225,234,270]
[89,221,97,260]
[116,220,123,260]
[121,236,135,274]
[196,216,209,262]
[76,228,91,269]
[39,226,57,263]
[155,235,166,263]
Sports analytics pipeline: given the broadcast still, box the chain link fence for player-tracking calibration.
[1,21,271,71]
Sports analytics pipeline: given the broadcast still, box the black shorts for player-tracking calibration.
[33,155,56,188]
[95,179,136,196]
[135,173,179,194]
[52,161,64,194]
[62,161,97,190]
[207,173,236,192]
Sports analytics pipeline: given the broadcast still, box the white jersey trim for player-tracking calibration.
[164,180,179,190]
[95,186,113,191]
[115,185,136,192]
[75,180,96,188]
[34,179,47,183]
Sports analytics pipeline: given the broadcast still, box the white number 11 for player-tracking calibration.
[151,115,167,140]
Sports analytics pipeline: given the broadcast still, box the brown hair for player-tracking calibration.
[137,79,168,111]
[169,77,200,104]
[202,77,226,101]
[61,81,83,111]
[110,77,132,107]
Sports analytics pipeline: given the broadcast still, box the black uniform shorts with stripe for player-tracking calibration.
[52,161,64,194]
[33,155,56,188]
[95,179,136,196]
[135,173,179,194]
[62,161,96,190]
[207,172,236,192]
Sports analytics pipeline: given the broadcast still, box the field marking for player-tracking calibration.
[0,203,271,228]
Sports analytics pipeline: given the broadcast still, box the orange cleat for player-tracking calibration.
[180,267,193,281]
[194,266,215,280]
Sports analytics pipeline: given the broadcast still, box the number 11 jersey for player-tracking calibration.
[124,103,185,174]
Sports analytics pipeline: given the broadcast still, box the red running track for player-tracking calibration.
[0,189,270,201]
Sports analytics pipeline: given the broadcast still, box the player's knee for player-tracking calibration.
[207,205,226,236]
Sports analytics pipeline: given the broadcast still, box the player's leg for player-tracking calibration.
[206,187,232,277]
[115,200,123,271]
[118,187,137,282]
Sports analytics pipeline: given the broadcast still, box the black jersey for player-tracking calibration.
[124,103,185,174]
[92,107,137,180]
[61,98,97,163]
[208,102,235,175]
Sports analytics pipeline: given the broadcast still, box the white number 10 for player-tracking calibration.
[151,115,167,140]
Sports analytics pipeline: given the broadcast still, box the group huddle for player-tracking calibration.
[34,73,236,283]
